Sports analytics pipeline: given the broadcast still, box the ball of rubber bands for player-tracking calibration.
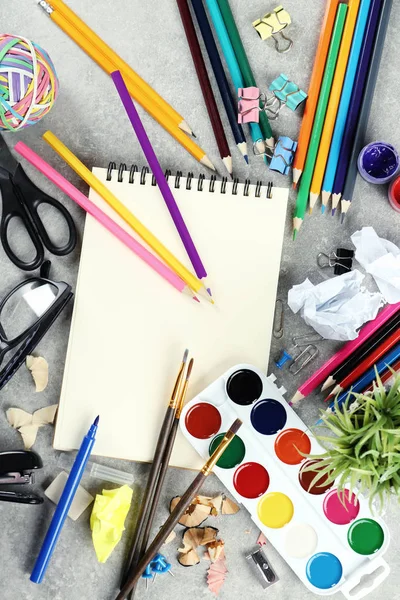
[0,34,59,131]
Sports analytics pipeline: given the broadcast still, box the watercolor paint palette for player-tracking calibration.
[180,364,390,599]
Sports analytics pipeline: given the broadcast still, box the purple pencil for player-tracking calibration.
[111,70,213,300]
[331,0,384,209]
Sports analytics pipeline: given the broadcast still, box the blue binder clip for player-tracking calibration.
[266,74,307,119]
[270,136,298,175]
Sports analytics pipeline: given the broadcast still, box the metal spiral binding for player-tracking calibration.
[107,162,274,198]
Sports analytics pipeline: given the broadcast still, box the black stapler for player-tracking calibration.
[0,450,44,505]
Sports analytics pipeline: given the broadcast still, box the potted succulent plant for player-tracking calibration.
[307,372,400,510]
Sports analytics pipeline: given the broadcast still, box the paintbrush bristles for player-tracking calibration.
[169,349,190,408]
[176,358,194,419]
[202,419,243,476]
[186,358,194,380]
[229,418,243,436]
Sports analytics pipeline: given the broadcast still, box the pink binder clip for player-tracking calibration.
[238,87,260,124]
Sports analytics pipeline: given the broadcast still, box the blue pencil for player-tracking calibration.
[204,0,266,157]
[322,342,400,422]
[331,0,384,208]
[191,0,249,163]
[321,0,373,214]
[341,0,393,220]
[31,416,99,583]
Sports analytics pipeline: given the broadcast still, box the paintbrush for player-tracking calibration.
[127,358,194,599]
[116,418,242,600]
[121,349,188,585]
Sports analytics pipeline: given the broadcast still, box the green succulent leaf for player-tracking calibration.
[309,375,400,511]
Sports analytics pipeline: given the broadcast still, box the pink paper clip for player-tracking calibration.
[238,87,260,123]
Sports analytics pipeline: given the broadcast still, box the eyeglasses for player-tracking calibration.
[0,261,73,391]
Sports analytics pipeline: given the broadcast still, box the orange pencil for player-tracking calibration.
[309,0,361,213]
[292,0,342,188]
[38,6,215,170]
[47,0,194,136]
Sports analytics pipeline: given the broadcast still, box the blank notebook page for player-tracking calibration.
[54,170,288,469]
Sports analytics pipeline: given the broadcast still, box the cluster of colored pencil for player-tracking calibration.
[291,302,400,414]
[37,0,215,171]
[293,0,393,238]
[175,0,274,177]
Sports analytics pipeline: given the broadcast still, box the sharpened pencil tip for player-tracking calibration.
[293,229,298,241]
[321,205,325,215]
[193,296,200,303]
[331,208,336,217]
[341,213,346,225]
[183,349,189,364]
[292,182,297,190]
[244,155,249,165]
[94,416,100,426]
[206,288,212,297]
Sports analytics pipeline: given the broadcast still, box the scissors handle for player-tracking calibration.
[13,164,77,257]
[0,168,44,270]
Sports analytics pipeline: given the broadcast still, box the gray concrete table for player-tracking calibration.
[1,1,399,599]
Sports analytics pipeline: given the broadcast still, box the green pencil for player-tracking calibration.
[216,0,274,148]
[293,2,348,240]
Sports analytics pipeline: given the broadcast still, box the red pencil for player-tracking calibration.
[176,0,232,177]
[326,326,400,400]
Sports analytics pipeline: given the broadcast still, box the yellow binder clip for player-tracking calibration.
[253,6,293,53]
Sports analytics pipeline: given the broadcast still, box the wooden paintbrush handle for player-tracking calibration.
[116,471,206,600]
[122,406,175,583]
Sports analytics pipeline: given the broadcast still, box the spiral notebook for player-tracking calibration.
[54,165,288,469]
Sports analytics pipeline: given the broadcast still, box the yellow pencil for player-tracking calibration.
[38,3,215,171]
[44,0,193,136]
[43,131,212,301]
[309,0,361,213]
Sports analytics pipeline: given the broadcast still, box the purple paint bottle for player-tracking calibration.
[358,141,400,184]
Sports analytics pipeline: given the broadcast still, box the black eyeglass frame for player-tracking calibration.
[0,269,73,391]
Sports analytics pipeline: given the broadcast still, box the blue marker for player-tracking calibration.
[31,416,99,584]
[321,0,373,213]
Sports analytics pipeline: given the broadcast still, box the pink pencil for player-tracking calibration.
[15,142,199,303]
[291,302,400,403]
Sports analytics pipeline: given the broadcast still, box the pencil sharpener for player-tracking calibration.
[246,547,279,589]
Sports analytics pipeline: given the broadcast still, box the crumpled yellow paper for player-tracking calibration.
[90,485,133,563]
[6,405,58,449]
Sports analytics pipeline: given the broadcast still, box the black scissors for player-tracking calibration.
[0,135,77,271]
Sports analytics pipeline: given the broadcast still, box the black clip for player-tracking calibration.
[0,450,44,504]
[317,248,354,276]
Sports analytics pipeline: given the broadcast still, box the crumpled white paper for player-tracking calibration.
[351,227,400,304]
[288,270,384,341]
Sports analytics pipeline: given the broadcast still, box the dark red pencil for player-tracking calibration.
[176,0,232,177]
[326,327,400,400]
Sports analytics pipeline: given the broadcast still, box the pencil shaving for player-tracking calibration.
[170,493,239,525]
[207,550,228,596]
[6,405,58,449]
[178,526,220,567]
[207,539,225,563]
[26,355,49,392]
[221,497,239,515]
